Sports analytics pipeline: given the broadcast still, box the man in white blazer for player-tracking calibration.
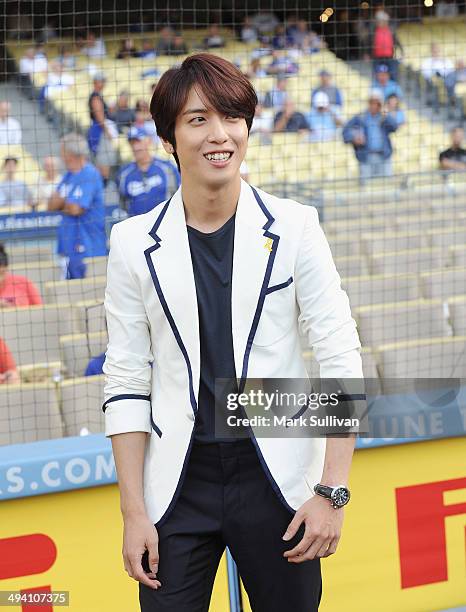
[103,53,364,612]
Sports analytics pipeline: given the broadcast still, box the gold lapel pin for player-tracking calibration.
[264,237,273,252]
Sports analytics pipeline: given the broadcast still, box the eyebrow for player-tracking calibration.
[182,107,209,116]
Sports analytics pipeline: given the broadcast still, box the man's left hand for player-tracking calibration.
[282,495,344,562]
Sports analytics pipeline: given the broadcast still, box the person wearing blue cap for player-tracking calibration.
[117,127,180,217]
[372,64,403,101]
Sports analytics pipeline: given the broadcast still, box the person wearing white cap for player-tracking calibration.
[306,91,341,143]
[342,89,399,181]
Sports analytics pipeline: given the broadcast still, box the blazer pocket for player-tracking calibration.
[253,277,296,347]
[265,276,293,295]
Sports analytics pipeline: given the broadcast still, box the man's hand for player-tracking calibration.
[122,512,162,590]
[282,495,344,562]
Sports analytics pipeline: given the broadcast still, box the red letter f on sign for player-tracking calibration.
[396,477,466,588]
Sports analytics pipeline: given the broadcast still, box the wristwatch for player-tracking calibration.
[313,483,351,509]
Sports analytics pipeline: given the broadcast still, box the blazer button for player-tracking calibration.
[188,413,195,421]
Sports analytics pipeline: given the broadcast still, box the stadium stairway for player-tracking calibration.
[0,81,61,161]
[348,58,457,133]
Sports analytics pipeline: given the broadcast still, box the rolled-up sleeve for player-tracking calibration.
[295,206,363,379]
[102,224,153,436]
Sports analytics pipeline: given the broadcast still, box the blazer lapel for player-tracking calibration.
[232,180,280,390]
[144,188,200,414]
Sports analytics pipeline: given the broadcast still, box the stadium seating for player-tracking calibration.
[60,331,107,378]
[376,336,466,381]
[0,304,74,366]
[0,382,64,445]
[44,276,106,304]
[342,273,421,309]
[60,375,105,436]
[355,299,452,347]
[419,267,466,299]
[448,296,466,336]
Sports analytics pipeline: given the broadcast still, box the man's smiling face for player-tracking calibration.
[167,86,249,188]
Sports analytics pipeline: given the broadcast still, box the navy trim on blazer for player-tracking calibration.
[150,413,163,438]
[265,276,293,295]
[102,393,151,413]
[237,186,296,515]
[144,196,198,417]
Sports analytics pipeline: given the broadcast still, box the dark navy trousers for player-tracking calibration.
[139,437,322,612]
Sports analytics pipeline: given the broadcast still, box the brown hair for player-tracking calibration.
[150,53,257,168]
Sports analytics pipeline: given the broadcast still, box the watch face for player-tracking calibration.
[332,487,350,507]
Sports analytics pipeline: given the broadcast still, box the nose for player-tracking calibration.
[207,116,229,144]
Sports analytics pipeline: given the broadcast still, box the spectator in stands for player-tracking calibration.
[137,39,157,59]
[87,73,118,181]
[250,11,279,36]
[35,156,62,205]
[81,31,107,58]
[117,126,180,217]
[435,0,459,18]
[386,94,405,127]
[288,19,324,54]
[244,57,267,79]
[263,76,289,109]
[343,89,398,181]
[271,24,292,50]
[85,351,106,376]
[439,126,466,172]
[274,100,310,134]
[287,18,307,48]
[0,243,42,307]
[250,103,274,143]
[19,46,48,77]
[306,92,341,142]
[48,132,108,279]
[43,61,75,101]
[266,50,299,76]
[116,38,139,60]
[170,33,189,56]
[369,10,403,81]
[421,43,453,81]
[421,44,454,107]
[355,5,371,60]
[444,59,466,108]
[134,99,159,144]
[18,46,48,97]
[203,24,225,49]
[240,16,258,43]
[156,26,181,55]
[311,70,343,114]
[0,337,19,385]
[0,101,22,145]
[372,63,403,100]
[57,45,77,69]
[0,158,34,209]
[109,90,136,133]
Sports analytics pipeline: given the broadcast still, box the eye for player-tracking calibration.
[190,116,205,124]
[226,115,240,121]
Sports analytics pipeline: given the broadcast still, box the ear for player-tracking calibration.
[160,138,174,155]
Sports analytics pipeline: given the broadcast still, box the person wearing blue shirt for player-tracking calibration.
[85,352,106,376]
[117,126,180,217]
[311,69,343,115]
[372,63,403,100]
[343,89,399,182]
[48,132,108,279]
[306,91,341,142]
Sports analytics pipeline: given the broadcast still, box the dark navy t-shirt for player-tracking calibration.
[187,214,248,443]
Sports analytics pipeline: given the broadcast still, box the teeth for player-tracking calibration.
[205,152,231,161]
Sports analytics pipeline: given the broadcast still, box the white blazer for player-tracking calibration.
[103,179,363,527]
